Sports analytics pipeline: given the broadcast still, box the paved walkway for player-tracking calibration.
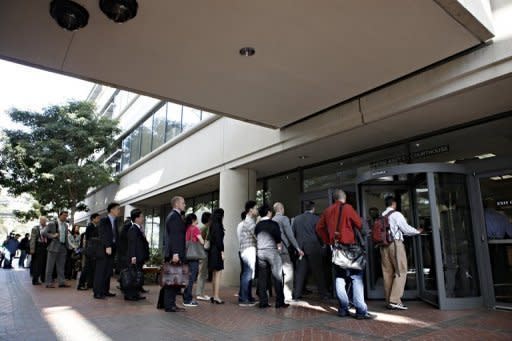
[0,267,511,340]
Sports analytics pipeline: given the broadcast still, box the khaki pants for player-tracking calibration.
[380,240,408,305]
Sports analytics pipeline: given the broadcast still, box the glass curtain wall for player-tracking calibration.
[143,208,160,251]
[265,172,301,218]
[119,101,214,170]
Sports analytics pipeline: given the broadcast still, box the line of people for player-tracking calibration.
[235,190,422,318]
[25,190,422,319]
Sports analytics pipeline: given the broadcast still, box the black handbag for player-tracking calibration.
[119,265,143,291]
[330,204,367,271]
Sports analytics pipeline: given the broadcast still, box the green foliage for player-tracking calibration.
[0,101,121,221]
[149,247,163,266]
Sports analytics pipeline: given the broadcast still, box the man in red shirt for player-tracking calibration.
[316,189,374,320]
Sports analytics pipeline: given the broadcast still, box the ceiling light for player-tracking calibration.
[50,0,89,31]
[100,0,138,23]
[239,47,255,57]
[475,153,496,159]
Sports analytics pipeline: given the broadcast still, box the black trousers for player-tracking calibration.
[163,286,181,309]
[294,249,327,299]
[94,255,113,296]
[79,256,96,288]
[32,243,47,284]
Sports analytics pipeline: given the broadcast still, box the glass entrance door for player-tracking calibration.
[357,163,482,309]
[359,175,435,302]
[479,173,512,308]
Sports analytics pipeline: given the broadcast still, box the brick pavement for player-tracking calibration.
[0,267,510,341]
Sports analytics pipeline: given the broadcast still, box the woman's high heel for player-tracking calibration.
[212,298,224,304]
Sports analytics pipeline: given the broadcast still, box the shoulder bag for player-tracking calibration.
[186,240,207,260]
[331,204,367,271]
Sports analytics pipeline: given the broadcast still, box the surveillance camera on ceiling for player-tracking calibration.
[49,0,89,31]
[99,0,138,23]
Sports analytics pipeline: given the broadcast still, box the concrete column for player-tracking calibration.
[219,168,257,287]
[123,204,136,220]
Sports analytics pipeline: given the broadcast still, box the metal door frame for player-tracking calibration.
[472,165,512,310]
[357,163,483,309]
[359,183,420,300]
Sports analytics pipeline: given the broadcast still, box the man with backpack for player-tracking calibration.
[376,196,423,310]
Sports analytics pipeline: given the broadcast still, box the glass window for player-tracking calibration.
[182,106,201,131]
[480,174,512,304]
[113,90,137,117]
[303,162,341,192]
[409,115,512,164]
[166,103,182,141]
[303,145,408,192]
[201,111,214,120]
[129,127,141,165]
[435,173,480,297]
[266,171,301,218]
[121,134,131,171]
[140,115,153,158]
[256,181,266,206]
[152,104,166,151]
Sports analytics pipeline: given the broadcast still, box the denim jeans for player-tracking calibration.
[239,247,256,302]
[184,260,199,303]
[335,268,367,316]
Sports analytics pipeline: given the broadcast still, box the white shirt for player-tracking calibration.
[382,207,420,241]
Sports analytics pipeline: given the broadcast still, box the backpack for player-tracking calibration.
[371,211,396,247]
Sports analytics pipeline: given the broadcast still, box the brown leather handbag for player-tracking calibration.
[159,262,189,288]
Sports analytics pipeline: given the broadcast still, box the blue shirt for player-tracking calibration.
[485,208,512,239]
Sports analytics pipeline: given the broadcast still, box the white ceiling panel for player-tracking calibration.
[0,1,489,127]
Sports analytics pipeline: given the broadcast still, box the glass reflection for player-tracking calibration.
[435,173,480,297]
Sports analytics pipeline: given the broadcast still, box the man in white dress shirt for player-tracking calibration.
[380,196,423,310]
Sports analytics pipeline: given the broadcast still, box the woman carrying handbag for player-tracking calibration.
[183,213,206,306]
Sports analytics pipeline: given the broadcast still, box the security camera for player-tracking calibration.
[99,0,138,23]
[49,0,89,31]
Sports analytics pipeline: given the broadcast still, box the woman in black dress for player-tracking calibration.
[208,208,225,304]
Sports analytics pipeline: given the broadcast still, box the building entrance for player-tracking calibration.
[357,163,482,310]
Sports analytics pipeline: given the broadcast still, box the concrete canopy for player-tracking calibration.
[0,0,493,128]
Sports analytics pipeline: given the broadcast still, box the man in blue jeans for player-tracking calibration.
[316,189,375,320]
[238,200,259,306]
[334,267,368,318]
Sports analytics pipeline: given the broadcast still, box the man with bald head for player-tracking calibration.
[30,216,48,285]
[273,202,304,302]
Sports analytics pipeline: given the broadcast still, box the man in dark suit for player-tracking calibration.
[163,196,187,312]
[77,213,100,290]
[93,202,121,299]
[125,208,150,301]
[292,201,327,300]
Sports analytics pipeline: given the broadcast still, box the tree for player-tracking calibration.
[0,101,121,223]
